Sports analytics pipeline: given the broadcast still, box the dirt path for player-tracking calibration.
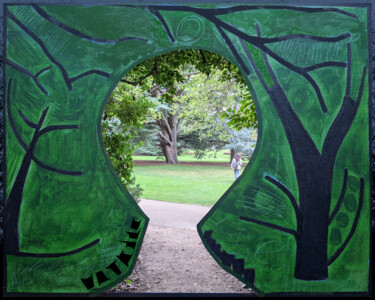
[107,199,256,295]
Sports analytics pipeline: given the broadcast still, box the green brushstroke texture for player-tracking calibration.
[5,3,370,295]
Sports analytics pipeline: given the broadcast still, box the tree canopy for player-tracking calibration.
[102,49,257,195]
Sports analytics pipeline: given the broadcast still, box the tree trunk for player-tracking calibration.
[5,153,33,254]
[156,112,179,164]
[5,108,47,254]
[293,162,333,280]
[267,85,353,280]
[163,143,179,164]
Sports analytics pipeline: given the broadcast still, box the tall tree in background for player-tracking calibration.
[118,49,256,163]
[133,67,255,163]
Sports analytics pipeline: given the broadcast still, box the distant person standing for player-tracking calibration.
[231,153,242,180]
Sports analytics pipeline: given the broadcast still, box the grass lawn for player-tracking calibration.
[133,164,244,206]
[133,150,232,164]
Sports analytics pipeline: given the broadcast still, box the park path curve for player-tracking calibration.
[109,199,255,294]
[138,198,211,230]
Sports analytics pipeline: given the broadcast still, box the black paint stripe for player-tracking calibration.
[215,25,250,75]
[265,175,301,218]
[81,275,95,290]
[39,124,78,136]
[32,155,83,176]
[106,261,122,275]
[6,59,49,95]
[328,178,364,266]
[239,38,269,91]
[261,33,351,44]
[328,168,348,225]
[35,66,52,78]
[201,5,359,20]
[239,216,297,236]
[356,66,367,102]
[6,78,28,152]
[126,5,358,20]
[304,72,327,113]
[304,61,347,73]
[345,43,352,97]
[148,8,175,42]
[130,218,141,230]
[18,109,37,128]
[12,239,101,257]
[70,70,110,83]
[32,4,148,44]
[8,11,72,91]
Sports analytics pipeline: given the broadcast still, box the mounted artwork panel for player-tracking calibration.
[1,0,373,296]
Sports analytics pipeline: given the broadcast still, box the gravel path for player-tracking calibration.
[138,198,212,230]
[107,199,256,295]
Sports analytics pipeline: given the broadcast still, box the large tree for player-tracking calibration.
[118,49,256,164]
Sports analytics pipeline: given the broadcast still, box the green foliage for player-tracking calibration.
[128,63,257,162]
[132,124,163,156]
[226,126,258,161]
[102,82,155,200]
[123,49,256,131]
[123,49,244,102]
[177,69,238,139]
[103,49,257,194]
[222,95,258,130]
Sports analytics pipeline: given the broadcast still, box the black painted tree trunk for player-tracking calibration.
[267,63,365,280]
[5,152,34,254]
[5,78,82,256]
[5,107,49,254]
[293,159,333,280]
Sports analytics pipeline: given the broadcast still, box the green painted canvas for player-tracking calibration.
[2,0,372,296]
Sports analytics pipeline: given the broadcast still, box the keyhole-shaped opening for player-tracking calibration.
[102,49,258,293]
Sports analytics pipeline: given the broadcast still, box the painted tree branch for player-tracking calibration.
[32,4,148,44]
[128,4,358,20]
[19,109,38,129]
[264,175,301,219]
[70,70,110,83]
[215,24,250,75]
[35,66,52,77]
[235,20,366,279]
[144,5,350,113]
[39,124,79,137]
[328,168,348,225]
[239,216,297,237]
[6,59,50,95]
[147,7,175,42]
[5,78,84,254]
[13,238,101,258]
[321,65,367,160]
[7,81,29,152]
[328,178,364,266]
[129,4,352,109]
[32,156,83,176]
[8,11,72,91]
[166,5,359,19]
[245,26,320,159]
